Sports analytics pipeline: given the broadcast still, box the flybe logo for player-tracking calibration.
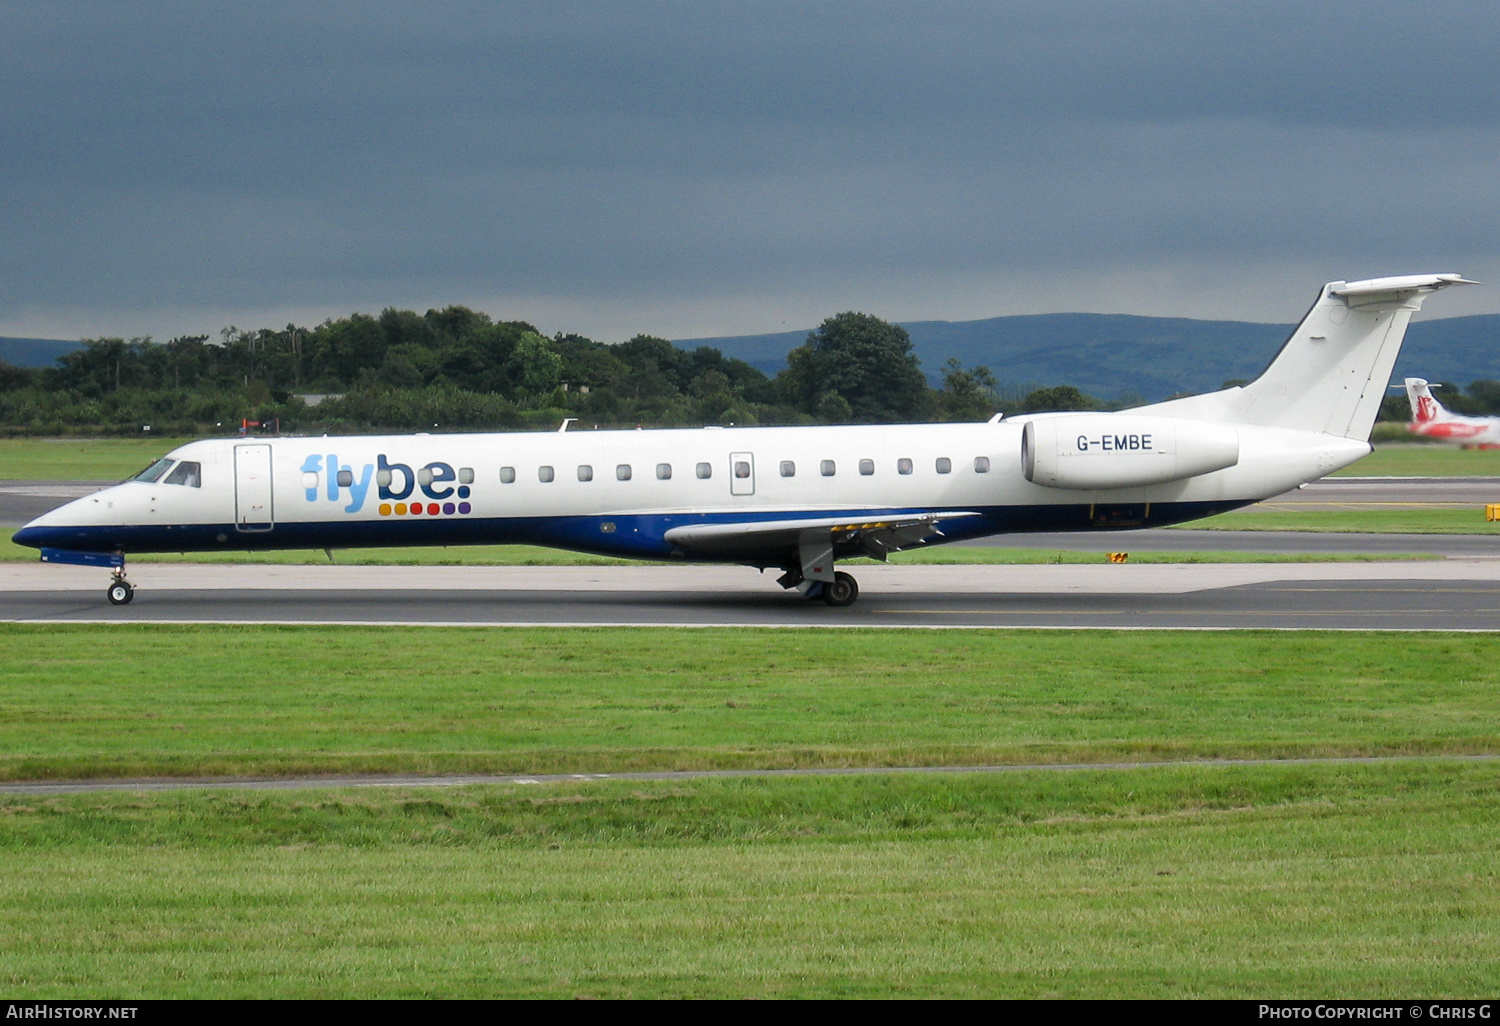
[299,454,474,516]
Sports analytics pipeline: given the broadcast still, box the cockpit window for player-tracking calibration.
[134,457,174,483]
[163,461,201,488]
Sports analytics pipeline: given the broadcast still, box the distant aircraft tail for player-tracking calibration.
[1403,377,1450,424]
[1139,273,1477,440]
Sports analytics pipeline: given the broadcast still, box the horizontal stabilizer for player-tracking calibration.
[1329,273,1479,298]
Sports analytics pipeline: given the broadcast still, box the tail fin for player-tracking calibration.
[1233,274,1476,439]
[1403,377,1450,424]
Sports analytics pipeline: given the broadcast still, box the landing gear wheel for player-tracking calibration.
[107,581,134,605]
[822,571,858,607]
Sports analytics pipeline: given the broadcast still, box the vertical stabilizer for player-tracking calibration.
[1235,274,1476,439]
[1404,377,1448,424]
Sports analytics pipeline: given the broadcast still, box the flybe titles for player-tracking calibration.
[299,454,474,515]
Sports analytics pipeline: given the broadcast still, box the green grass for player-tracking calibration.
[0,436,194,480]
[1334,442,1500,477]
[3,625,1498,781]
[5,624,1500,996]
[1183,507,1499,534]
[2,762,1499,997]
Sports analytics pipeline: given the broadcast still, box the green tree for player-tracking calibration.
[778,312,929,422]
[938,358,999,421]
[0,359,33,392]
[1021,385,1097,413]
[506,331,564,397]
[1464,380,1500,415]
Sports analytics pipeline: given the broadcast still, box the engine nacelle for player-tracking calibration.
[1022,414,1239,490]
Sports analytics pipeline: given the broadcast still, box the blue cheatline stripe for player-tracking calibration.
[12,499,1251,561]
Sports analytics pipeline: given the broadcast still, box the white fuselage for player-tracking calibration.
[16,418,1370,565]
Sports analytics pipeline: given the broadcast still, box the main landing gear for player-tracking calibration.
[777,530,862,607]
[820,571,859,607]
[106,567,135,605]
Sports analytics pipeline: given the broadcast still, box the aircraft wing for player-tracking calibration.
[663,511,983,561]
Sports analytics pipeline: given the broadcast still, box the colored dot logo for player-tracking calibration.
[377,501,472,516]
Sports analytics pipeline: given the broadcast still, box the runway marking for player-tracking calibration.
[2,618,1498,632]
[3,753,1497,795]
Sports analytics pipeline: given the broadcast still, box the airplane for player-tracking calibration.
[1400,376,1500,448]
[13,272,1477,608]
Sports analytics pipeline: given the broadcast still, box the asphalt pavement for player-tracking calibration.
[5,561,1499,630]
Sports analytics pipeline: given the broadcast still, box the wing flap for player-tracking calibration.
[663,512,981,558]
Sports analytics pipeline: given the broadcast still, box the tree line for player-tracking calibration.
[0,304,1470,435]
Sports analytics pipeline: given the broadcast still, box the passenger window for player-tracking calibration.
[974,456,990,474]
[500,466,516,483]
[337,469,354,487]
[780,461,795,477]
[859,459,874,476]
[734,461,750,479]
[377,469,392,487]
[134,458,174,483]
[657,463,672,480]
[417,468,434,486]
[697,462,712,479]
[820,460,835,477]
[458,467,474,485]
[164,461,201,488]
[897,458,913,475]
[936,457,951,474]
[616,464,631,481]
[539,466,555,483]
[578,465,593,482]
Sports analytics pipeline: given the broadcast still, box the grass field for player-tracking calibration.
[4,435,1500,482]
[3,762,1499,998]
[1182,507,1499,534]
[0,437,193,480]
[4,626,1496,780]
[1333,443,1500,478]
[2,625,1499,996]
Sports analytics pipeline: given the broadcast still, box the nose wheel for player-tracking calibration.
[107,569,134,605]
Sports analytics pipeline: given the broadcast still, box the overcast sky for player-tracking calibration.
[1,0,1497,343]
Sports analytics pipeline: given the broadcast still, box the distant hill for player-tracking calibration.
[677,313,1500,402]
[0,337,81,368]
[6,311,1497,403]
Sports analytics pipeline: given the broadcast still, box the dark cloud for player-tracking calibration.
[1,0,1496,339]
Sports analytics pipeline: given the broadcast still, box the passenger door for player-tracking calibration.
[234,444,274,532]
[729,452,755,496]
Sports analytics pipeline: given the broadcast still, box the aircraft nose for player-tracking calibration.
[9,487,119,550]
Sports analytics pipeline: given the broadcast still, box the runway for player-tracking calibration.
[6,474,1500,629]
[5,561,1500,630]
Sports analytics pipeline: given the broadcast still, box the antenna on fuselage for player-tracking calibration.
[559,418,577,433]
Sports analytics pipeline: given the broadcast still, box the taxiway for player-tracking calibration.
[4,560,1500,630]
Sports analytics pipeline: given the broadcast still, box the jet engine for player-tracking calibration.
[1022,414,1239,490]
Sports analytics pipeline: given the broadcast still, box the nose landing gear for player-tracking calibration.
[107,568,135,605]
